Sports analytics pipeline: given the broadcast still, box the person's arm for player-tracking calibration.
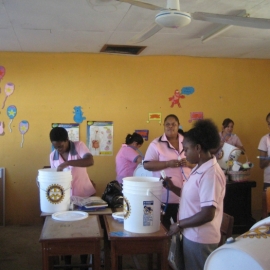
[136,155,143,164]
[167,206,216,236]
[144,159,182,171]
[162,177,181,196]
[57,153,94,171]
[259,150,270,169]
[180,158,196,169]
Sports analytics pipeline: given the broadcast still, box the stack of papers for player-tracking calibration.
[72,196,108,211]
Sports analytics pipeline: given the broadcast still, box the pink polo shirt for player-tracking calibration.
[115,144,142,184]
[219,132,243,147]
[144,133,190,203]
[258,134,270,184]
[179,156,226,244]
[50,141,96,197]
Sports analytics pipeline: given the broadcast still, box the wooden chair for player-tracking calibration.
[218,212,234,247]
[262,187,270,218]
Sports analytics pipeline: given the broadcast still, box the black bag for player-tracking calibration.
[102,180,123,208]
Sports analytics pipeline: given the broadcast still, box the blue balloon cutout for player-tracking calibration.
[181,86,195,95]
[7,105,17,119]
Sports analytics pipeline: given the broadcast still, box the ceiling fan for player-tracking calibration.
[117,0,270,44]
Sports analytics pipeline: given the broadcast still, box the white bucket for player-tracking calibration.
[122,176,162,234]
[204,217,270,270]
[133,164,153,177]
[217,142,242,169]
[37,168,72,213]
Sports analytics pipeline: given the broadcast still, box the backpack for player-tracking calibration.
[102,180,123,208]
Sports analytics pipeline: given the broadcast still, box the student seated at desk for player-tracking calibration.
[49,127,96,269]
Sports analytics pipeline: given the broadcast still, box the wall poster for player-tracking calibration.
[87,121,113,156]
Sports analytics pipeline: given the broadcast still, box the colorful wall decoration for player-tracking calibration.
[188,112,204,122]
[87,121,113,156]
[168,86,195,108]
[147,113,162,124]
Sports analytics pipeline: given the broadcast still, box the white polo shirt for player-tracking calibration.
[179,156,226,244]
[258,134,270,184]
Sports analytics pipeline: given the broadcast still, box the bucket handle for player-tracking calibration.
[36,177,71,192]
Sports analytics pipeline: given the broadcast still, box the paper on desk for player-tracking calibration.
[71,196,107,207]
[110,231,130,237]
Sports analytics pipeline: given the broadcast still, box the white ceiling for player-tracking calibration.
[1,0,270,58]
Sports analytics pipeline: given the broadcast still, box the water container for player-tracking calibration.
[122,176,162,233]
[37,168,72,213]
[133,164,153,177]
[204,217,270,270]
[217,143,242,169]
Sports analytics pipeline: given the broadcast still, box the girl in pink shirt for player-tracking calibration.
[213,118,245,156]
[115,132,144,184]
[165,119,226,270]
[49,127,95,268]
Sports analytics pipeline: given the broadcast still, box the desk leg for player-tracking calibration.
[110,242,118,270]
[93,242,101,270]
[148,254,153,270]
[41,244,49,270]
[160,240,169,270]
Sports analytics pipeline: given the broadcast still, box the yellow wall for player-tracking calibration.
[0,52,269,225]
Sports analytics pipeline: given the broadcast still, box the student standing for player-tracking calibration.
[143,114,193,230]
[115,132,144,184]
[166,119,226,270]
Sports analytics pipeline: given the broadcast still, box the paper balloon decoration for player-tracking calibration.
[7,105,17,132]
[19,120,29,148]
[1,83,15,109]
[0,66,5,82]
[0,121,4,135]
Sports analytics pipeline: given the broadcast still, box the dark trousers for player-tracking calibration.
[161,203,179,231]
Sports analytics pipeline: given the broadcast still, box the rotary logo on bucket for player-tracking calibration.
[46,184,65,204]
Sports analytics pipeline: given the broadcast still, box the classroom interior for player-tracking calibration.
[0,52,269,269]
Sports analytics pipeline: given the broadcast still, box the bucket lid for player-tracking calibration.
[52,211,88,221]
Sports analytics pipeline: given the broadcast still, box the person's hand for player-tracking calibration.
[167,223,182,236]
[162,177,173,190]
[57,162,68,171]
[167,159,181,168]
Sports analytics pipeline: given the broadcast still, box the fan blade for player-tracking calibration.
[128,22,163,44]
[117,0,163,10]
[191,12,270,29]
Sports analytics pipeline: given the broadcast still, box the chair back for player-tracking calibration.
[262,187,270,219]
[266,187,270,215]
[218,212,234,247]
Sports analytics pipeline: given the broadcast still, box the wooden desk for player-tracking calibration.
[104,215,169,270]
[224,180,256,234]
[39,215,102,270]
